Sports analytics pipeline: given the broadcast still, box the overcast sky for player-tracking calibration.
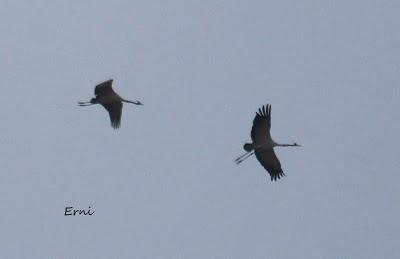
[1,1,399,258]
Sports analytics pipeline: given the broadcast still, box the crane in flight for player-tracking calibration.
[78,79,143,129]
[235,104,301,181]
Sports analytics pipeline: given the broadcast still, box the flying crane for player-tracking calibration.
[236,104,300,181]
[78,79,143,129]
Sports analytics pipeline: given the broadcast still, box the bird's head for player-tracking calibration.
[293,142,301,147]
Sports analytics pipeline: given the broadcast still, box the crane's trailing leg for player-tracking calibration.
[235,152,248,163]
[235,143,255,164]
[78,101,94,106]
[235,151,254,164]
[78,98,98,106]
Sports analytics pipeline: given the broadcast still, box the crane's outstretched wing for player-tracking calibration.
[251,104,272,144]
[255,148,285,181]
[95,79,115,97]
[102,101,122,129]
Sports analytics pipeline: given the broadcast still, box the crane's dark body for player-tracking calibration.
[236,104,300,181]
[78,79,142,129]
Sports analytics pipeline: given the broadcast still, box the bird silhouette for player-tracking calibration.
[78,79,142,129]
[236,104,301,181]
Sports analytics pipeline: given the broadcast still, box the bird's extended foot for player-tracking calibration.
[78,101,92,106]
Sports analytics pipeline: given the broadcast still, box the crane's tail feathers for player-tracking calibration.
[243,143,253,152]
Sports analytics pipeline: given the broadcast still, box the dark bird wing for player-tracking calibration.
[251,104,272,144]
[255,148,285,181]
[95,79,115,97]
[102,101,122,129]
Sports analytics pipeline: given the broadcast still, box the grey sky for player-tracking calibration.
[1,0,399,258]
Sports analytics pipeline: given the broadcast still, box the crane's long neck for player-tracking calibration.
[274,142,300,147]
[121,98,143,105]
